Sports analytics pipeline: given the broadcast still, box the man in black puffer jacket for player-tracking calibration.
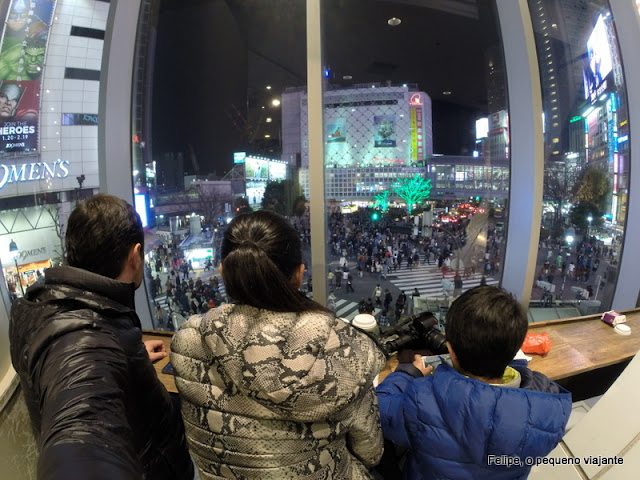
[9,194,194,480]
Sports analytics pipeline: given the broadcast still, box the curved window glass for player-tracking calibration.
[0,0,105,349]
[527,0,629,319]
[319,0,509,323]
[139,0,307,330]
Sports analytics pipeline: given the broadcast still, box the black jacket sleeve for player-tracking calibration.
[35,328,142,480]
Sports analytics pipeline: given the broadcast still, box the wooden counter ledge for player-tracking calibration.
[145,309,640,395]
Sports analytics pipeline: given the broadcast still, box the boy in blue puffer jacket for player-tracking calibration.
[377,285,572,480]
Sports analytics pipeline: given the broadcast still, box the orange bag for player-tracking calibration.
[521,333,552,355]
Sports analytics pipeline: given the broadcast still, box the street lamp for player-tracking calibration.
[565,226,576,246]
[587,214,593,237]
[9,239,24,296]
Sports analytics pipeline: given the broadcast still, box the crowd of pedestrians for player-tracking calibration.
[325,209,503,324]
[145,242,225,330]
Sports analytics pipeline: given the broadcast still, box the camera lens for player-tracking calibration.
[425,329,448,354]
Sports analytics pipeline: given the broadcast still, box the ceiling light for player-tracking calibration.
[443,91,452,95]
[388,17,401,26]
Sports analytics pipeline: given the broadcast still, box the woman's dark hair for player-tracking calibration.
[220,210,330,313]
[445,286,527,379]
[66,194,144,279]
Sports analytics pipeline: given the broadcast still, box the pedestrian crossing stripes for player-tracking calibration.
[153,283,227,306]
[387,262,499,297]
[333,298,381,322]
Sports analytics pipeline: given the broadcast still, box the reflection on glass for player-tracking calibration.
[528,0,628,319]
[319,0,508,325]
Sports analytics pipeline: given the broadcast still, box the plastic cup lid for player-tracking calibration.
[352,314,377,331]
[614,324,631,335]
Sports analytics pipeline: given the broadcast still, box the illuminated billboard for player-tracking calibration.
[135,193,149,228]
[489,110,508,135]
[476,117,488,139]
[326,118,346,143]
[0,0,55,155]
[583,14,613,103]
[269,161,287,181]
[245,157,268,179]
[246,181,266,205]
[374,115,396,147]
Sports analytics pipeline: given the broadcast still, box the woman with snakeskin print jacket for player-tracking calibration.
[171,211,386,479]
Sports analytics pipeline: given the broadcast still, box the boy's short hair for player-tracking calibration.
[445,286,527,379]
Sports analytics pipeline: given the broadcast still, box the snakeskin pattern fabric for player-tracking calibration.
[171,303,386,479]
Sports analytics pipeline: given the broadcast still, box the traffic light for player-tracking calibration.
[371,212,380,221]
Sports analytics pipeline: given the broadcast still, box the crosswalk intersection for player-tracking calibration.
[387,262,499,297]
[332,299,381,322]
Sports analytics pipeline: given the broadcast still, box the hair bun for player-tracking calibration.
[240,239,260,249]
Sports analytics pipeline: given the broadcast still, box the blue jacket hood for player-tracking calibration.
[377,361,572,479]
[430,363,570,461]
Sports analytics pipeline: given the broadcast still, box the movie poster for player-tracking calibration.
[0,80,39,152]
[0,0,55,154]
[374,115,396,147]
[326,118,346,143]
[1,0,55,81]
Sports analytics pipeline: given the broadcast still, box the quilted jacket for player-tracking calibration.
[377,360,572,480]
[9,266,193,480]
[171,303,386,479]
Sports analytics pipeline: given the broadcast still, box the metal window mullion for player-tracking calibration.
[307,0,327,306]
[610,0,640,309]
[496,0,544,307]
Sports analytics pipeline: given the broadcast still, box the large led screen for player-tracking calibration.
[583,14,613,102]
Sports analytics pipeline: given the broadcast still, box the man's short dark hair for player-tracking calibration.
[66,194,144,279]
[445,286,528,379]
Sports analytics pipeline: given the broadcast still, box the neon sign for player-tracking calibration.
[409,93,423,106]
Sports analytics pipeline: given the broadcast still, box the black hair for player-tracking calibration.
[445,285,527,379]
[220,210,330,313]
[66,194,144,279]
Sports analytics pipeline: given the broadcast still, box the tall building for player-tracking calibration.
[282,84,433,202]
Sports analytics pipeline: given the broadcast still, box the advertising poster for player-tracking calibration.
[414,107,424,160]
[326,118,346,143]
[0,80,39,153]
[268,161,287,181]
[410,108,418,161]
[374,115,396,147]
[245,157,268,179]
[246,181,266,205]
[582,14,613,102]
[0,0,55,81]
[0,0,55,155]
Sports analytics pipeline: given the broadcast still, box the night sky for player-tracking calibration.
[152,0,499,178]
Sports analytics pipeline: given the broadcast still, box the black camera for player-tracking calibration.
[380,311,448,356]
